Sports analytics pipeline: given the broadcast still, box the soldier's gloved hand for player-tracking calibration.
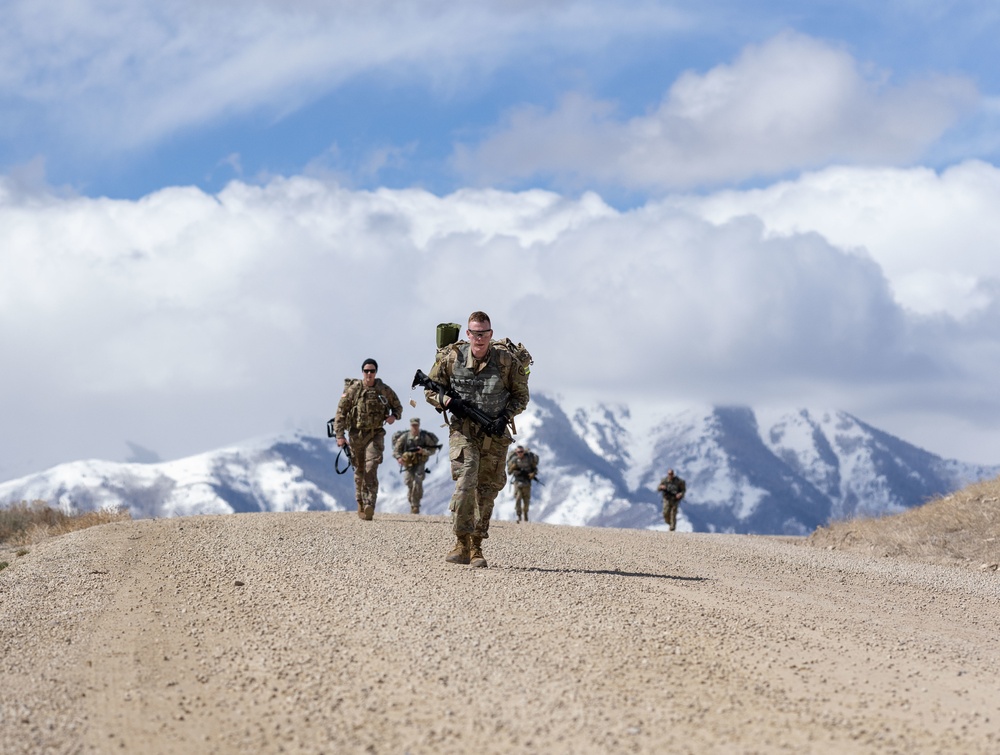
[488,412,509,436]
[446,395,466,415]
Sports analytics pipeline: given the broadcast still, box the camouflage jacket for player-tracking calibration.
[333,378,402,438]
[659,475,686,500]
[507,450,539,485]
[393,429,440,467]
[424,340,530,436]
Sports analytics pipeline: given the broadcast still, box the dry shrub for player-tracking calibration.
[0,500,131,546]
[807,476,1000,569]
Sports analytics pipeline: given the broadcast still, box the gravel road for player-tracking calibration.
[2,512,998,754]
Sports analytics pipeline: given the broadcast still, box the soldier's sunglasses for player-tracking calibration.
[363,368,377,374]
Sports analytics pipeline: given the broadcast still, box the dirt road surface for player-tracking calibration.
[2,512,998,754]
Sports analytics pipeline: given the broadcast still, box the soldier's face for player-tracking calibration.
[410,424,420,436]
[467,320,492,359]
[362,366,377,386]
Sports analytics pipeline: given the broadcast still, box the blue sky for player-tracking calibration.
[3,0,1000,480]
[7,1,999,199]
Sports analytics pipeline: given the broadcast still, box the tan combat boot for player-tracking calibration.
[445,535,472,565]
[363,503,375,521]
[469,536,488,569]
[357,501,366,520]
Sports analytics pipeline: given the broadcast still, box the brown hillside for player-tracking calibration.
[806,475,1000,570]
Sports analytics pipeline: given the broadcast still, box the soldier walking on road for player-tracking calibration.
[424,311,530,568]
[507,445,539,523]
[393,418,440,514]
[333,358,402,521]
[658,469,687,531]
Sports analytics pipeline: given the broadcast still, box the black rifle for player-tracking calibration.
[412,369,506,437]
[511,472,544,486]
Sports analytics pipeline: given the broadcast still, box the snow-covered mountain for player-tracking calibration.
[2,393,997,535]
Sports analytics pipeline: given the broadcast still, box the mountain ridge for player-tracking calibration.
[2,393,997,535]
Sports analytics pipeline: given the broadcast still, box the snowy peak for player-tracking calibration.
[2,397,997,536]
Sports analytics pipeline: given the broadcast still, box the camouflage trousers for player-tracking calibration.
[447,428,512,538]
[663,497,680,531]
[513,481,532,521]
[402,464,426,513]
[349,428,385,508]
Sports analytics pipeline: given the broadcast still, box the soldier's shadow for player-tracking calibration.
[501,566,706,582]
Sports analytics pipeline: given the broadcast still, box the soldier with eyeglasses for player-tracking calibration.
[424,311,530,567]
[333,358,403,520]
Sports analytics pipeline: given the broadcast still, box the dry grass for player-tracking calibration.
[807,476,1000,570]
[0,500,131,547]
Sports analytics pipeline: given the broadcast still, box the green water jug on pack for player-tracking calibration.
[436,322,461,349]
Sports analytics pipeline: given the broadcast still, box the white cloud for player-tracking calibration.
[4,166,1000,476]
[665,160,1000,318]
[455,31,979,190]
[0,0,688,152]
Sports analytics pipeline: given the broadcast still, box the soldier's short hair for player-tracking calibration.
[468,311,491,327]
[362,358,378,371]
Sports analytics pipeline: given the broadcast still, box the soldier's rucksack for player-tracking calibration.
[493,337,533,380]
[391,429,407,458]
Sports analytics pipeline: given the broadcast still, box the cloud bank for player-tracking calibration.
[4,163,1000,479]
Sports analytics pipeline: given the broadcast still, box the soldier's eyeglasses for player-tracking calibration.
[468,329,492,339]
[363,369,377,374]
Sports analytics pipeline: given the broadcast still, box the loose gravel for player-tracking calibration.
[2,512,998,754]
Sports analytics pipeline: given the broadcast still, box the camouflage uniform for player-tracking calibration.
[425,340,530,541]
[333,377,402,516]
[658,471,686,531]
[393,423,440,514]
[507,448,538,522]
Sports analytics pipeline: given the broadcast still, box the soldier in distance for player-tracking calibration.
[506,445,539,523]
[658,468,687,531]
[393,417,440,514]
[333,358,402,521]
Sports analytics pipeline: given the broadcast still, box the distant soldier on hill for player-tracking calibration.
[658,469,686,531]
[333,358,402,521]
[393,418,440,514]
[507,445,539,523]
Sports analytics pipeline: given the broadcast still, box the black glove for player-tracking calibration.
[488,412,508,436]
[446,395,467,415]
